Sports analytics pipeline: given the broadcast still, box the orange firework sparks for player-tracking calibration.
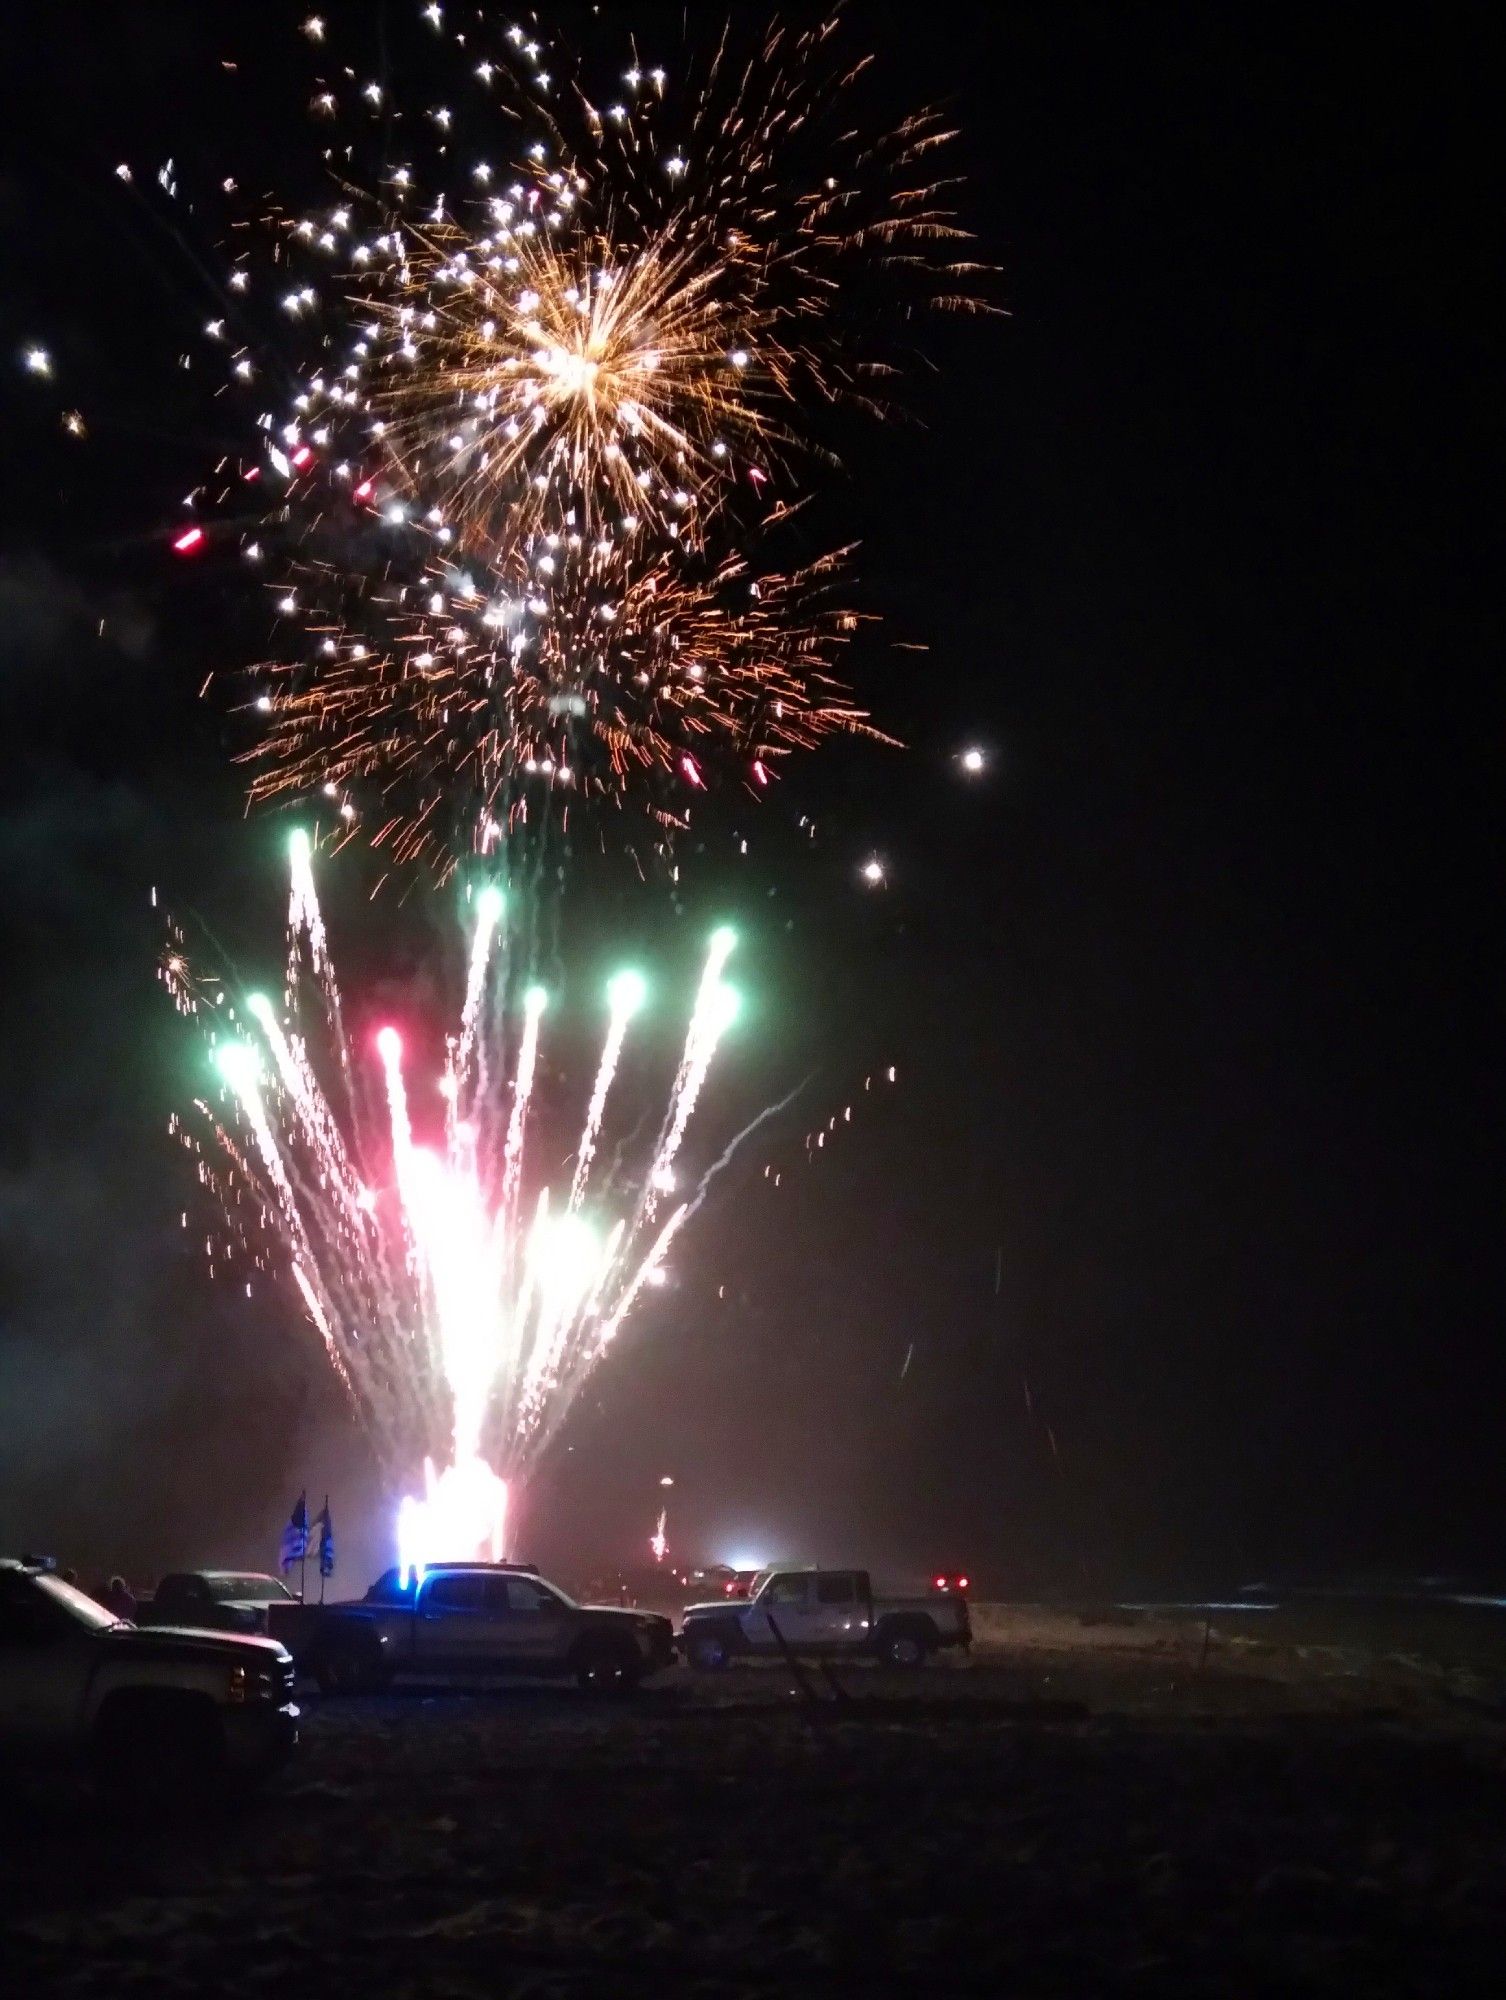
[240,539,888,876]
[154,9,988,864]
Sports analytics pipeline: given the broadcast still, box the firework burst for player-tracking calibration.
[241,538,887,870]
[157,7,984,864]
[164,832,742,1561]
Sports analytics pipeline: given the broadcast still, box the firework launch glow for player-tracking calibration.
[141,7,982,872]
[164,834,742,1566]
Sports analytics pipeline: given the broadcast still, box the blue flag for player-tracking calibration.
[315,1499,335,1579]
[279,1492,309,1572]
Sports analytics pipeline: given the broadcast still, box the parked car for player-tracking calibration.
[686,1565,758,1599]
[303,1562,676,1694]
[0,1556,297,1799]
[138,1570,302,1637]
[680,1566,971,1669]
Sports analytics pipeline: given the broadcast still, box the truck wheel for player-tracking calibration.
[880,1626,933,1668]
[575,1641,641,1695]
[316,1650,383,1695]
[687,1629,733,1672]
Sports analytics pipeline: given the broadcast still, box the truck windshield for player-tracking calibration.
[206,1576,294,1603]
[40,1575,125,1631]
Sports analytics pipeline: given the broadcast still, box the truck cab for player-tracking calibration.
[738,1568,878,1650]
[305,1562,676,1694]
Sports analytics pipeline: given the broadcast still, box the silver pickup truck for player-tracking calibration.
[0,1556,298,1799]
[680,1566,972,1669]
[303,1561,677,1694]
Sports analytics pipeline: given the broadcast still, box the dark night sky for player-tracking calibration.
[0,5,1499,1593]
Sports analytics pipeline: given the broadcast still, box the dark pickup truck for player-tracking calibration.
[0,1557,298,1799]
[137,1570,307,1639]
[303,1562,676,1694]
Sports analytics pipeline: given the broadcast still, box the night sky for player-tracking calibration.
[1,6,1499,1594]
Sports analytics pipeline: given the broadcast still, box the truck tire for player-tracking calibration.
[314,1646,389,1695]
[573,1637,641,1695]
[877,1621,935,1668]
[686,1627,736,1671]
[91,1691,225,1806]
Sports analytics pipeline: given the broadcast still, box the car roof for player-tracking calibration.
[372,1561,542,1579]
[763,1565,866,1575]
[175,1570,280,1583]
[418,1561,542,1575]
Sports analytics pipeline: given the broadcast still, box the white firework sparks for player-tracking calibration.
[166,833,740,1565]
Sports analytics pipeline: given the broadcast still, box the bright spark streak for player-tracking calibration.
[500,985,546,1227]
[569,969,646,1211]
[644,928,737,1208]
[456,884,504,1076]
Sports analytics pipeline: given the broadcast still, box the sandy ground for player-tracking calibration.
[4,1607,1505,1996]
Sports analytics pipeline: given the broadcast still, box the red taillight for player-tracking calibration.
[958,1576,969,1592]
[934,1575,947,1589]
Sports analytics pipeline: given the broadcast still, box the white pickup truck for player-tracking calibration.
[680,1566,971,1670]
[0,1556,298,1799]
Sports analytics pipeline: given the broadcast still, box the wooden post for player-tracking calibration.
[766,1612,823,1708]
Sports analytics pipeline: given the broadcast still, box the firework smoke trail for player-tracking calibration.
[174,836,743,1564]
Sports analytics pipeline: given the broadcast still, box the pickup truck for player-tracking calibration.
[137,1569,304,1638]
[680,1566,971,1669]
[0,1556,298,1799]
[303,1562,676,1694]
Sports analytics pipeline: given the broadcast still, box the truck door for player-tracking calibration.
[746,1571,815,1650]
[413,1572,493,1669]
[811,1571,868,1646]
[486,1574,572,1667]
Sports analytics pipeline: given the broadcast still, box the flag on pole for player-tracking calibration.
[279,1492,309,1572]
[315,1498,335,1579]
